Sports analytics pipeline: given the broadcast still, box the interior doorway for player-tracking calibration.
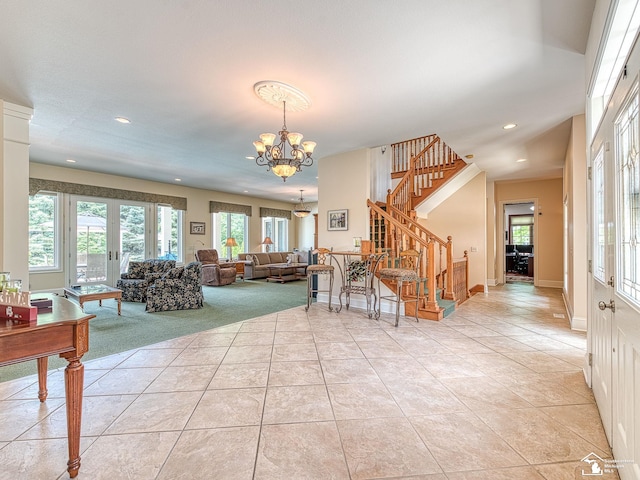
[504,202,535,284]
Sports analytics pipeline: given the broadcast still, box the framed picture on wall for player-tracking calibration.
[190,221,206,235]
[328,209,348,231]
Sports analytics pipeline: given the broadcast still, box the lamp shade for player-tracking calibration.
[224,237,238,248]
[262,237,273,245]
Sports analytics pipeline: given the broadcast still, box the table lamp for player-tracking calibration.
[224,237,238,261]
[262,236,273,253]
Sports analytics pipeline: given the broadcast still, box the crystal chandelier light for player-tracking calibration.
[293,190,311,218]
[251,81,316,182]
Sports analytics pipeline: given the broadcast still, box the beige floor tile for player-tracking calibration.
[271,342,319,361]
[0,375,38,400]
[82,367,163,396]
[385,378,469,416]
[338,417,442,479]
[316,341,365,360]
[417,354,486,379]
[221,344,272,363]
[238,320,276,333]
[116,348,183,368]
[459,352,537,377]
[262,384,334,424]
[268,360,324,386]
[475,407,609,464]
[275,319,312,332]
[445,466,546,479]
[541,404,612,453]
[186,388,265,429]
[169,346,228,366]
[146,334,197,349]
[77,431,180,479]
[0,437,95,480]
[535,460,621,479]
[208,362,269,389]
[274,330,315,344]
[157,427,259,480]
[83,350,134,370]
[187,331,236,347]
[10,368,108,400]
[145,365,218,393]
[356,339,411,358]
[409,412,526,472]
[492,373,593,407]
[0,398,65,441]
[327,382,403,420]
[449,324,504,338]
[312,328,354,343]
[435,337,496,354]
[439,376,532,411]
[255,422,350,479]
[231,331,275,346]
[502,351,581,372]
[321,358,381,384]
[19,394,136,438]
[105,391,202,434]
[473,335,535,352]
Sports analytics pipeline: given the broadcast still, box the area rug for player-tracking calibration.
[0,279,307,382]
[506,275,534,284]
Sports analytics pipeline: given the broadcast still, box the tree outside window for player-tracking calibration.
[509,214,534,245]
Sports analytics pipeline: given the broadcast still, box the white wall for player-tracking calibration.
[1,101,33,284]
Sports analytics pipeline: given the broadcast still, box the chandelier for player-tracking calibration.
[293,190,311,218]
[252,81,316,181]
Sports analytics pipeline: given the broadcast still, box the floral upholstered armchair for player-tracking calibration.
[145,262,204,312]
[195,249,237,286]
[116,259,176,302]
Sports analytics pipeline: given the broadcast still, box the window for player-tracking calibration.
[616,86,640,304]
[509,215,534,245]
[213,212,248,260]
[29,192,60,271]
[157,204,183,262]
[593,148,606,282]
[262,217,288,252]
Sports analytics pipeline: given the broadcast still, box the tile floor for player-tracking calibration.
[0,283,621,479]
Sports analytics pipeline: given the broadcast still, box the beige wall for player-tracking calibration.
[486,181,496,285]
[318,148,371,251]
[495,177,564,287]
[29,163,305,291]
[420,172,487,291]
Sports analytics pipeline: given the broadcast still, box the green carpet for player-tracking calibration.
[0,279,307,382]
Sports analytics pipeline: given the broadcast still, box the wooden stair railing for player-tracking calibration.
[389,135,466,213]
[367,200,443,319]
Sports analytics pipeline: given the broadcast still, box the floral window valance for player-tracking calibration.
[209,201,252,216]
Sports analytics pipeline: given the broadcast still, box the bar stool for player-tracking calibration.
[378,249,421,326]
[305,248,334,312]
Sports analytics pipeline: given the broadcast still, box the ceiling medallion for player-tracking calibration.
[251,81,316,182]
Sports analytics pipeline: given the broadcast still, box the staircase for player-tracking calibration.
[367,134,470,320]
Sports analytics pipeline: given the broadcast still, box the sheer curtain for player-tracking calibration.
[370,146,391,203]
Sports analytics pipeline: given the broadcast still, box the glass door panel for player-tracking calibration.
[73,200,108,284]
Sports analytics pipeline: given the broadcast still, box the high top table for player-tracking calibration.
[328,251,387,318]
[0,294,95,478]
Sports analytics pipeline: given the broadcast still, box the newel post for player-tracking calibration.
[443,236,455,300]
[425,240,439,312]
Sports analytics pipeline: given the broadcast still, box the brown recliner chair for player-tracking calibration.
[195,249,237,286]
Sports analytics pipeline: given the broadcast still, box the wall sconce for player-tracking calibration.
[353,237,362,252]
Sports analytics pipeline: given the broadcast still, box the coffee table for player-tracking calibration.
[64,284,122,315]
[266,263,307,283]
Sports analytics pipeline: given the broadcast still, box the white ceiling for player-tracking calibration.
[0,0,595,204]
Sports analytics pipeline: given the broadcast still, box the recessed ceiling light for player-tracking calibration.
[243,190,249,193]
[503,123,517,130]
[66,159,76,163]
[174,178,182,182]
[465,154,474,159]
[115,116,130,124]
[245,156,255,160]
[516,158,527,163]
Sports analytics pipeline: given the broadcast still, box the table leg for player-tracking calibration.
[37,357,48,402]
[99,300,102,307]
[78,300,85,312]
[117,298,121,316]
[63,355,84,478]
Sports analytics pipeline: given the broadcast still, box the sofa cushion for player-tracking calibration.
[163,266,184,279]
[252,253,271,265]
[268,252,287,264]
[124,261,148,279]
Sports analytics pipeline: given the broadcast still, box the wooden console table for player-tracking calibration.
[0,294,94,478]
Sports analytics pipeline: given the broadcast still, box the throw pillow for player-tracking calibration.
[163,267,184,279]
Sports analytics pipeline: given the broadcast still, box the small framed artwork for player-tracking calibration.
[190,221,206,235]
[328,209,348,231]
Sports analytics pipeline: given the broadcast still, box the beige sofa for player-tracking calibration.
[238,251,308,280]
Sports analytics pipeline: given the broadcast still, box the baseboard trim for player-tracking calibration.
[487,278,498,287]
[571,316,587,332]
[470,284,486,294]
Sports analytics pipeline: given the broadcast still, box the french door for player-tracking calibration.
[69,196,153,286]
[589,52,640,478]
